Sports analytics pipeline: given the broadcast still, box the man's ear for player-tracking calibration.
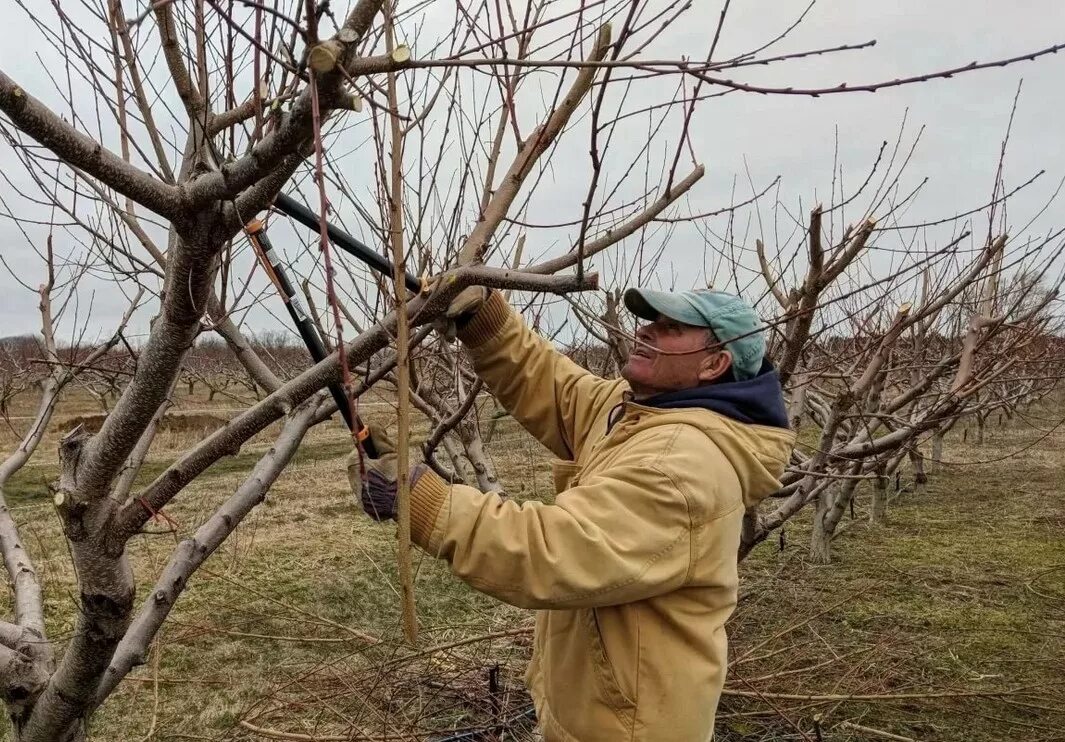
[698,350,732,383]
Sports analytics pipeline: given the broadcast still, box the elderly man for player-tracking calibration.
[350,286,795,741]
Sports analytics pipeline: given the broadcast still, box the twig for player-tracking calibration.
[136,633,163,742]
[838,721,917,742]
[722,688,1039,702]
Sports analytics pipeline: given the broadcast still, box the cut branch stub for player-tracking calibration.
[807,205,824,278]
[309,41,344,73]
[55,424,89,506]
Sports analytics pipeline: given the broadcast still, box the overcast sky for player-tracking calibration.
[0,0,1062,343]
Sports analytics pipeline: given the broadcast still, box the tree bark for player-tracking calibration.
[94,401,318,705]
[21,431,135,742]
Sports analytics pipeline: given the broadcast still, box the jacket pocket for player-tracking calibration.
[550,459,582,494]
[585,608,636,711]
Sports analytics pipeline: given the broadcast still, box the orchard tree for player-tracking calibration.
[0,1,1061,739]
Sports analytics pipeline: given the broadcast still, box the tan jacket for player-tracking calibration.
[409,292,795,741]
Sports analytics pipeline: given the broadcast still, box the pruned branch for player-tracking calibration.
[113,263,598,541]
[0,70,182,220]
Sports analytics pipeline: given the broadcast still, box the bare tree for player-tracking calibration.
[0,1,1061,739]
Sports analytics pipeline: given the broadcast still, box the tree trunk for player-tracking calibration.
[975,413,986,444]
[909,447,927,488]
[483,407,507,444]
[821,474,860,541]
[440,436,468,480]
[808,488,834,565]
[870,465,888,525]
[457,420,503,493]
[930,431,944,473]
[11,715,87,742]
[788,379,808,430]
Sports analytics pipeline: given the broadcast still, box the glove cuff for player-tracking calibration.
[409,466,450,549]
[456,289,510,348]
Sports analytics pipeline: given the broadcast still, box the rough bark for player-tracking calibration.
[80,224,221,499]
[456,419,503,493]
[112,375,178,502]
[21,431,135,742]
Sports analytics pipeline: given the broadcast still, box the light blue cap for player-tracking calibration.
[623,287,766,380]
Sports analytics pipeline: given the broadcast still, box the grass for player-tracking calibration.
[0,386,1061,740]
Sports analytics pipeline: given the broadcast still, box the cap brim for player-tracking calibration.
[623,288,703,326]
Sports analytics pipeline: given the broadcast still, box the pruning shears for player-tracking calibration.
[246,193,435,457]
[244,215,372,457]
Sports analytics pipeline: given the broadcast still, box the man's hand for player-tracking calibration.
[347,427,426,521]
[433,285,490,340]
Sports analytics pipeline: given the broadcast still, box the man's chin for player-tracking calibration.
[620,363,649,390]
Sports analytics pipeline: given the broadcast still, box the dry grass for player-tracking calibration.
[0,386,1061,740]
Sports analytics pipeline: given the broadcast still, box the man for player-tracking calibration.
[350,286,795,741]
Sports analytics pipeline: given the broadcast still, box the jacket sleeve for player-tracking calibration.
[457,291,623,460]
[407,454,700,610]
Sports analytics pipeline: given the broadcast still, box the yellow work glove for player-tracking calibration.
[434,285,490,341]
[347,427,398,521]
[347,428,428,521]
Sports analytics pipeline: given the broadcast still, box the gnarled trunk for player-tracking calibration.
[909,447,927,488]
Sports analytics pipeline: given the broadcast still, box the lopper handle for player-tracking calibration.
[247,220,380,458]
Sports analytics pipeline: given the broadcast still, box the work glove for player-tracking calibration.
[346,427,427,521]
[433,285,490,341]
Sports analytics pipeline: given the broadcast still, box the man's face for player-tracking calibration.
[621,314,731,397]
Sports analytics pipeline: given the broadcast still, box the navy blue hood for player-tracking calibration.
[641,360,790,429]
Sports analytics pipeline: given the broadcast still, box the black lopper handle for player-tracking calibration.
[273,193,423,294]
[248,222,379,458]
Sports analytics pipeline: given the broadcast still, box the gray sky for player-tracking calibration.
[0,0,1062,343]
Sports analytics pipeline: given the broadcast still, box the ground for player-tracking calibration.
[0,386,1061,741]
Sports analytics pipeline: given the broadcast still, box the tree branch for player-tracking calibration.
[182,0,387,208]
[0,70,183,220]
[529,165,703,274]
[112,264,597,541]
[94,398,320,706]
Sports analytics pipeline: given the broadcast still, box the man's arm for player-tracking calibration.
[457,291,623,460]
[407,443,722,610]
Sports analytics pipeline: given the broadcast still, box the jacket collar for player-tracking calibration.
[620,360,790,429]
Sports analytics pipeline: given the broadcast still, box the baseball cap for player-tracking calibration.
[623,287,766,380]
